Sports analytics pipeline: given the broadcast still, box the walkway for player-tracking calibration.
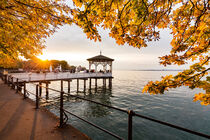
[0,80,90,140]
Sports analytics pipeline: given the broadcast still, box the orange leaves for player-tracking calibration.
[194,93,210,106]
[71,0,163,48]
[159,54,186,66]
[0,0,73,66]
[143,67,210,105]
[142,80,168,95]
[72,0,83,8]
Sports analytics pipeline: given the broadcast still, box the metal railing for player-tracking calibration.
[0,73,209,140]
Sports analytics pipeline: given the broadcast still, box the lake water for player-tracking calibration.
[26,71,210,140]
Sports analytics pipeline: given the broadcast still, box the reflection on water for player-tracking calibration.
[40,85,114,118]
[83,87,112,118]
[26,71,210,140]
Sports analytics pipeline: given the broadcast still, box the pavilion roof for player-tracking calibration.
[87,54,114,62]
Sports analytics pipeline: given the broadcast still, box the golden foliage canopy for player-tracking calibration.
[0,0,72,66]
[0,0,209,104]
[70,0,209,105]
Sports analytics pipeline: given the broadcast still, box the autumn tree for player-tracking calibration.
[0,0,209,105]
[0,0,72,67]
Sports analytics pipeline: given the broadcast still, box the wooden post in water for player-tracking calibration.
[109,78,112,88]
[95,78,97,92]
[84,79,86,93]
[95,78,97,88]
[89,78,91,89]
[103,78,106,88]
[68,80,70,93]
[46,82,49,99]
[77,79,79,93]
[104,78,106,88]
[39,82,42,96]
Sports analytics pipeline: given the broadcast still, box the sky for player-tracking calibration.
[38,24,189,70]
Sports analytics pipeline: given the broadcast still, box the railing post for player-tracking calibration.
[128,110,134,140]
[60,91,64,127]
[36,85,39,109]
[61,80,63,92]
[23,82,26,99]
[39,82,42,97]
[16,78,19,93]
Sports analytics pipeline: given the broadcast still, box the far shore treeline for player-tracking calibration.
[0,57,86,72]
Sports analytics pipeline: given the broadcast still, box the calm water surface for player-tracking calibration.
[27,71,210,140]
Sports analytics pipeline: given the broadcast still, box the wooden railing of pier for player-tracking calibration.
[9,72,113,82]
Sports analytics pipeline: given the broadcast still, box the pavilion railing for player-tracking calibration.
[0,73,209,140]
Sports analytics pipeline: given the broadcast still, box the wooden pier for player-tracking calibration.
[4,72,113,97]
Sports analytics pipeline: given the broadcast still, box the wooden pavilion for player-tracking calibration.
[87,52,114,73]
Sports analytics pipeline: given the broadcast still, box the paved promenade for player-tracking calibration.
[0,80,90,140]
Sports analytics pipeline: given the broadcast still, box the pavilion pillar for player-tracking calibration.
[95,64,97,73]
[103,65,106,73]
[110,63,112,73]
[89,63,91,73]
